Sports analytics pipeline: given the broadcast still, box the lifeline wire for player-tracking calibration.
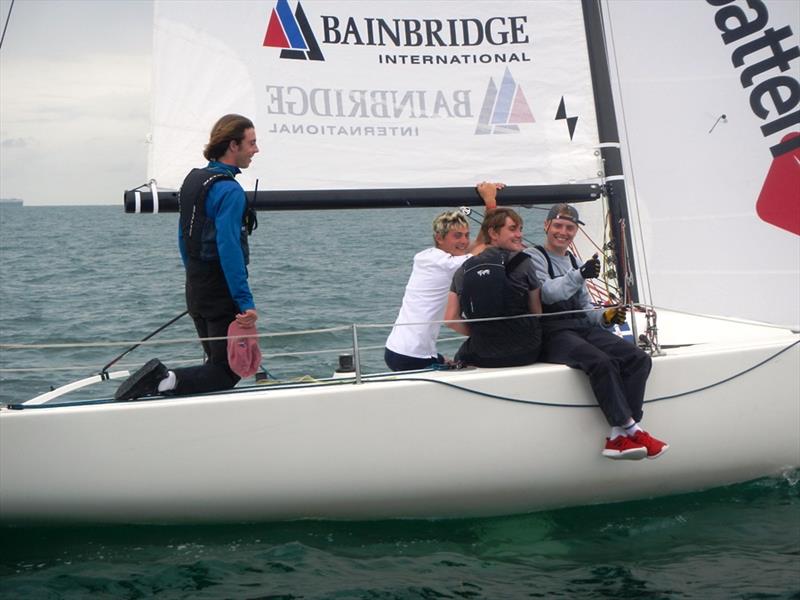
[365,339,799,407]
[8,339,797,411]
[0,306,613,351]
[101,310,189,373]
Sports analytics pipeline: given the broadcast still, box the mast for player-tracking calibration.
[582,0,639,303]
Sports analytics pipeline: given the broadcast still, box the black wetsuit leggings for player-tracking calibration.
[172,260,241,395]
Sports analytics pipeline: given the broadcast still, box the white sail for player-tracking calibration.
[149,0,601,192]
[603,0,800,328]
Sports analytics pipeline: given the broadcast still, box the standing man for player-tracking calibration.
[527,203,668,460]
[115,114,260,401]
[444,183,542,368]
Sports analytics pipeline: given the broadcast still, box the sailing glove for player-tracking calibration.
[603,306,627,325]
[579,255,601,279]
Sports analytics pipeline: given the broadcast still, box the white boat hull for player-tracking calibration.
[1,313,798,523]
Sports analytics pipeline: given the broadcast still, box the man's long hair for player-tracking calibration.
[203,114,254,161]
[479,207,523,243]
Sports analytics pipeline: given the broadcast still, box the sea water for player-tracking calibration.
[0,205,798,599]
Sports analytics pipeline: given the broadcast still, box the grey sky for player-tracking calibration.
[0,0,153,205]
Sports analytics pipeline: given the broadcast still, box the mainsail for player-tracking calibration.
[149,0,602,192]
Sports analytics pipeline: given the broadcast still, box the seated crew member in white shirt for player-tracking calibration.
[384,184,498,371]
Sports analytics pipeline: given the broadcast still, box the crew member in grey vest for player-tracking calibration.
[114,114,260,401]
[527,203,668,460]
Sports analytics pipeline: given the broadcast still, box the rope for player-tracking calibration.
[0,324,354,350]
[0,335,468,374]
[0,0,14,50]
[0,307,617,352]
[8,340,796,411]
[101,310,189,373]
[635,303,798,331]
[371,339,799,407]
[2,302,792,375]
[600,0,656,308]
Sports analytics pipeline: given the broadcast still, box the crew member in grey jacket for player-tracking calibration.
[527,203,668,461]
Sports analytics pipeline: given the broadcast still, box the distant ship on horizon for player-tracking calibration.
[0,198,23,207]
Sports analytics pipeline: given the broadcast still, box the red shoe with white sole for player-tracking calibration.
[629,430,670,459]
[602,435,647,460]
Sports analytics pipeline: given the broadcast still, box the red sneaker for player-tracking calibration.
[602,435,647,460]
[630,430,669,459]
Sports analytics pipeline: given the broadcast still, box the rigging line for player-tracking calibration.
[12,339,795,411]
[101,310,188,373]
[646,339,799,402]
[0,0,14,50]
[573,213,618,304]
[1,358,197,374]
[618,217,632,305]
[369,339,799,408]
[0,337,468,373]
[6,376,371,410]
[0,324,354,350]
[634,303,799,330]
[355,305,615,330]
[603,197,619,300]
[0,338,471,374]
[0,305,622,351]
[601,0,655,308]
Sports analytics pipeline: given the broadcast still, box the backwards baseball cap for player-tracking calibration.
[546,203,585,226]
[227,321,262,378]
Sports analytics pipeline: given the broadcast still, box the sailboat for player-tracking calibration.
[1,0,797,524]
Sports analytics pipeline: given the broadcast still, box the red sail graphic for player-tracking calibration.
[263,9,289,48]
[756,132,800,236]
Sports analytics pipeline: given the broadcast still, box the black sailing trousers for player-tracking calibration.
[540,326,652,426]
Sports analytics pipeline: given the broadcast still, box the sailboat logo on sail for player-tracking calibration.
[263,0,325,61]
[475,68,535,135]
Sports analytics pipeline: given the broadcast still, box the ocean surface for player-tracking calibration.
[1,205,798,599]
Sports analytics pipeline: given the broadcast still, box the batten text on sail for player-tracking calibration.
[708,0,800,158]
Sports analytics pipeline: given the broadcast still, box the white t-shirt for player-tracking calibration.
[385,247,471,358]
